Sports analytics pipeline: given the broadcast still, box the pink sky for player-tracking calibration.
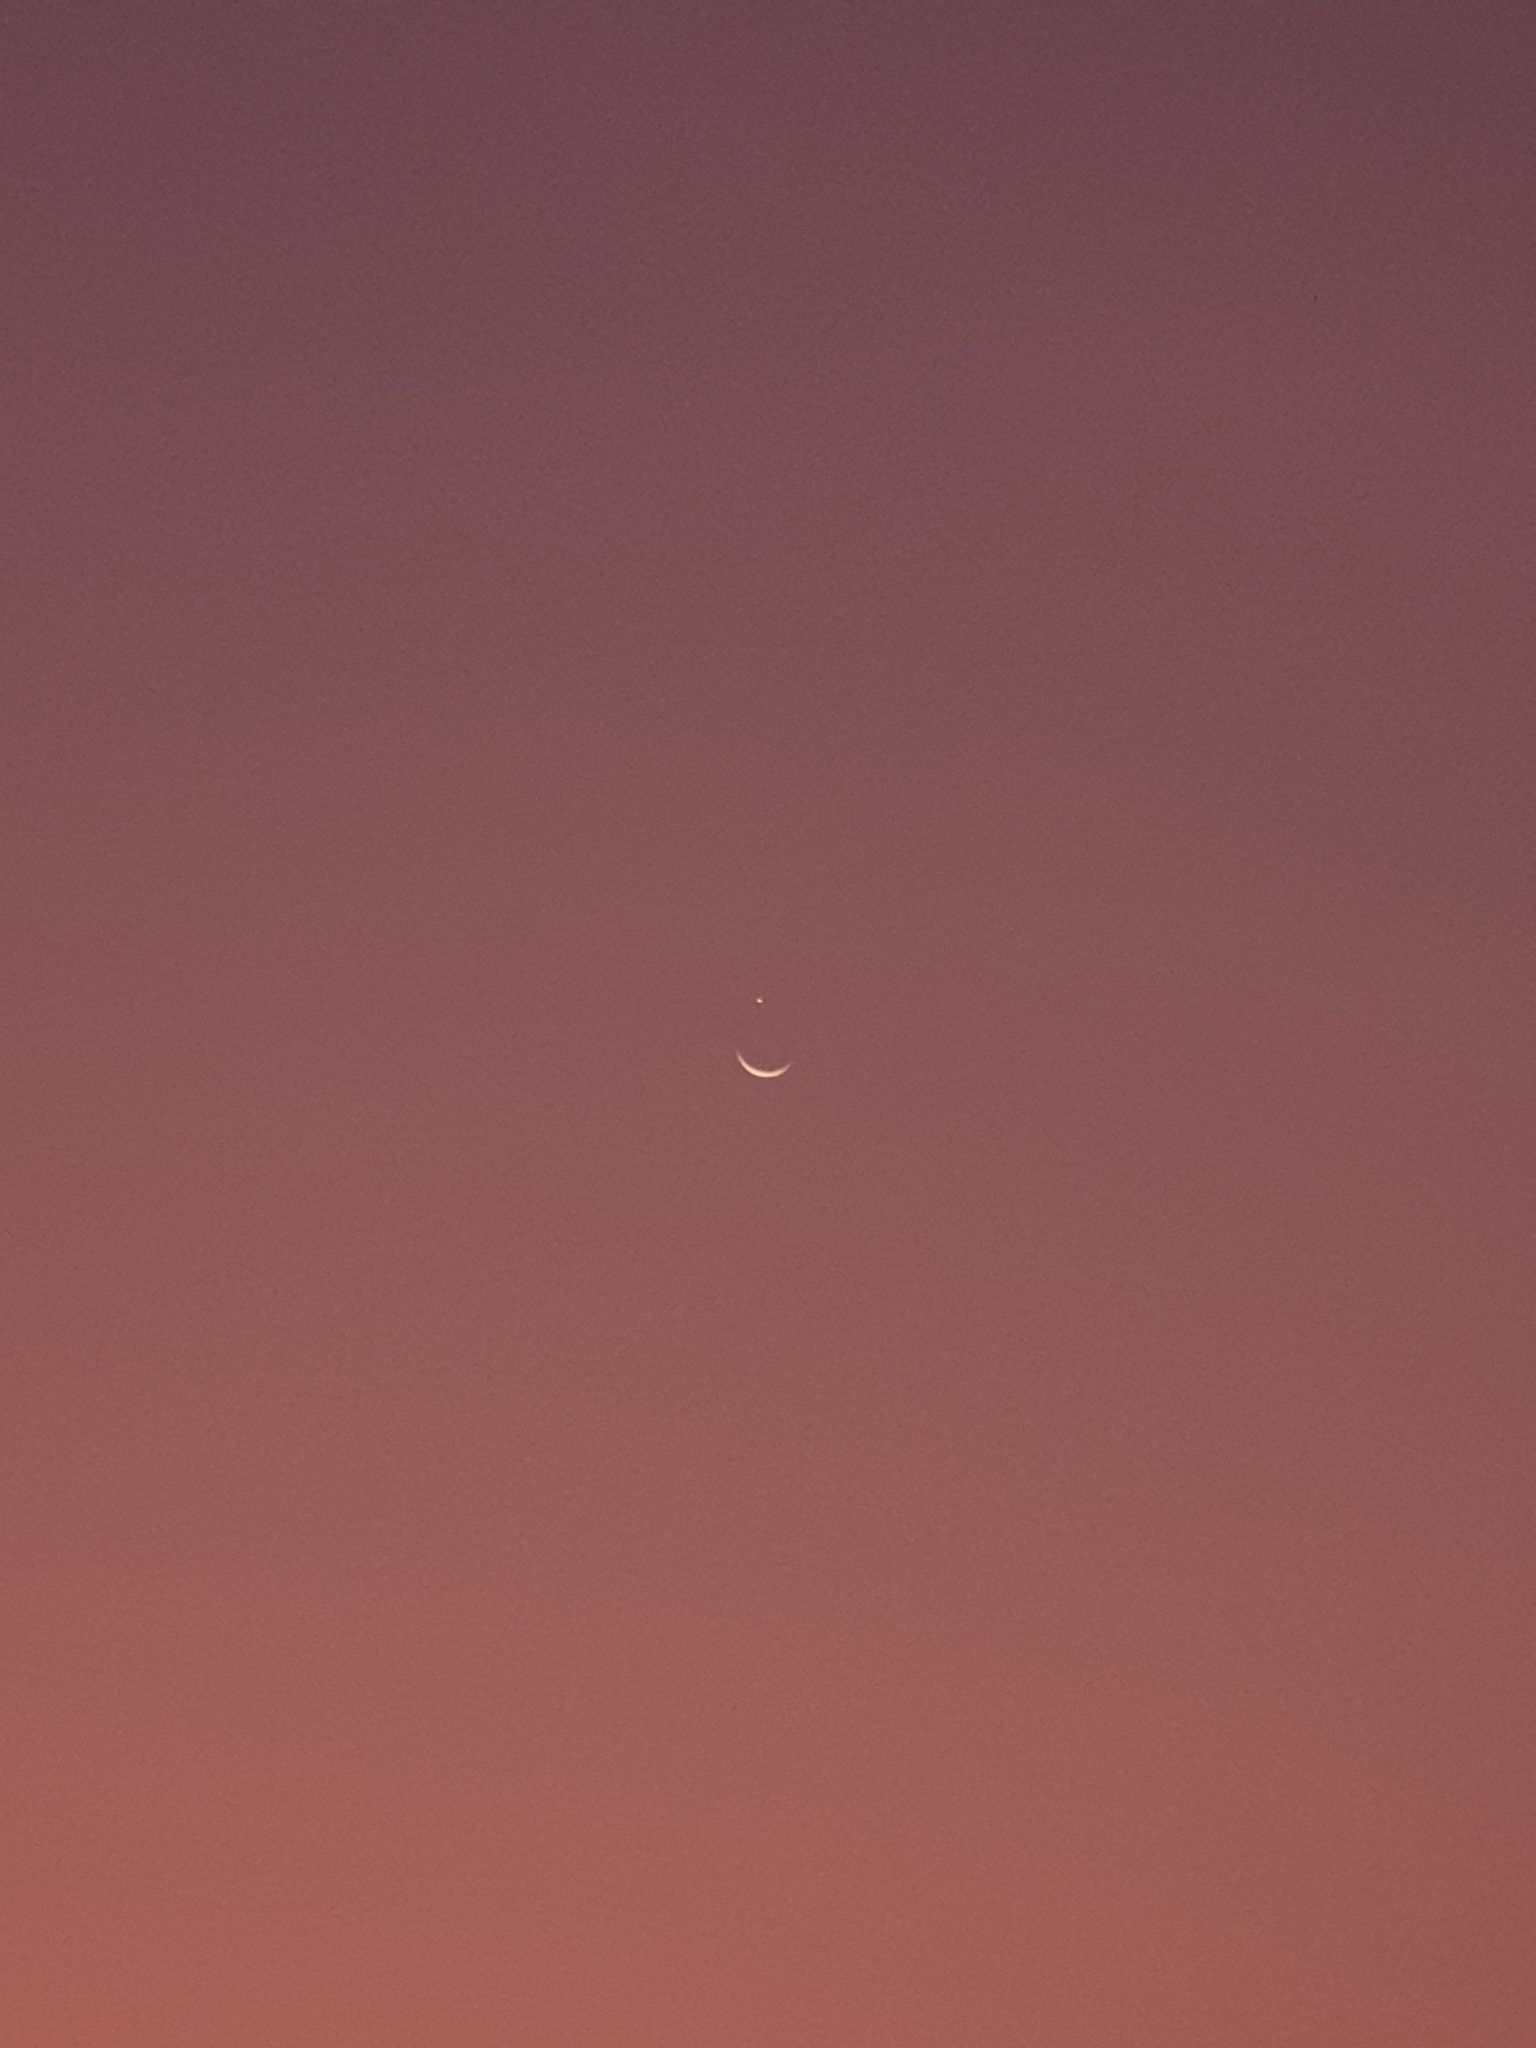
[5,4,1531,2041]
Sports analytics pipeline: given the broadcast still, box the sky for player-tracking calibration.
[4,3,1532,2042]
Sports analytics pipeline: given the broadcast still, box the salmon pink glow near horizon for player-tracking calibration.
[5,2,1531,2043]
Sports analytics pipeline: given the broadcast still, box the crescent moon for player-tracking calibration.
[735,1051,791,1079]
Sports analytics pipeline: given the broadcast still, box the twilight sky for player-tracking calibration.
[5,4,1532,2042]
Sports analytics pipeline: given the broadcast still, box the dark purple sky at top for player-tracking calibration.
[4,5,1532,2042]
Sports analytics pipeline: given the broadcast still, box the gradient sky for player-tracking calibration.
[5,4,1532,2042]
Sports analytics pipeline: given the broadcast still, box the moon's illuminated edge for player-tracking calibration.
[735,1051,792,1079]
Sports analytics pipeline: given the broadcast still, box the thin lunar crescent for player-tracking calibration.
[735,1051,791,1079]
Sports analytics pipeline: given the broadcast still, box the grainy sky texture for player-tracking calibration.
[5,4,1532,2042]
